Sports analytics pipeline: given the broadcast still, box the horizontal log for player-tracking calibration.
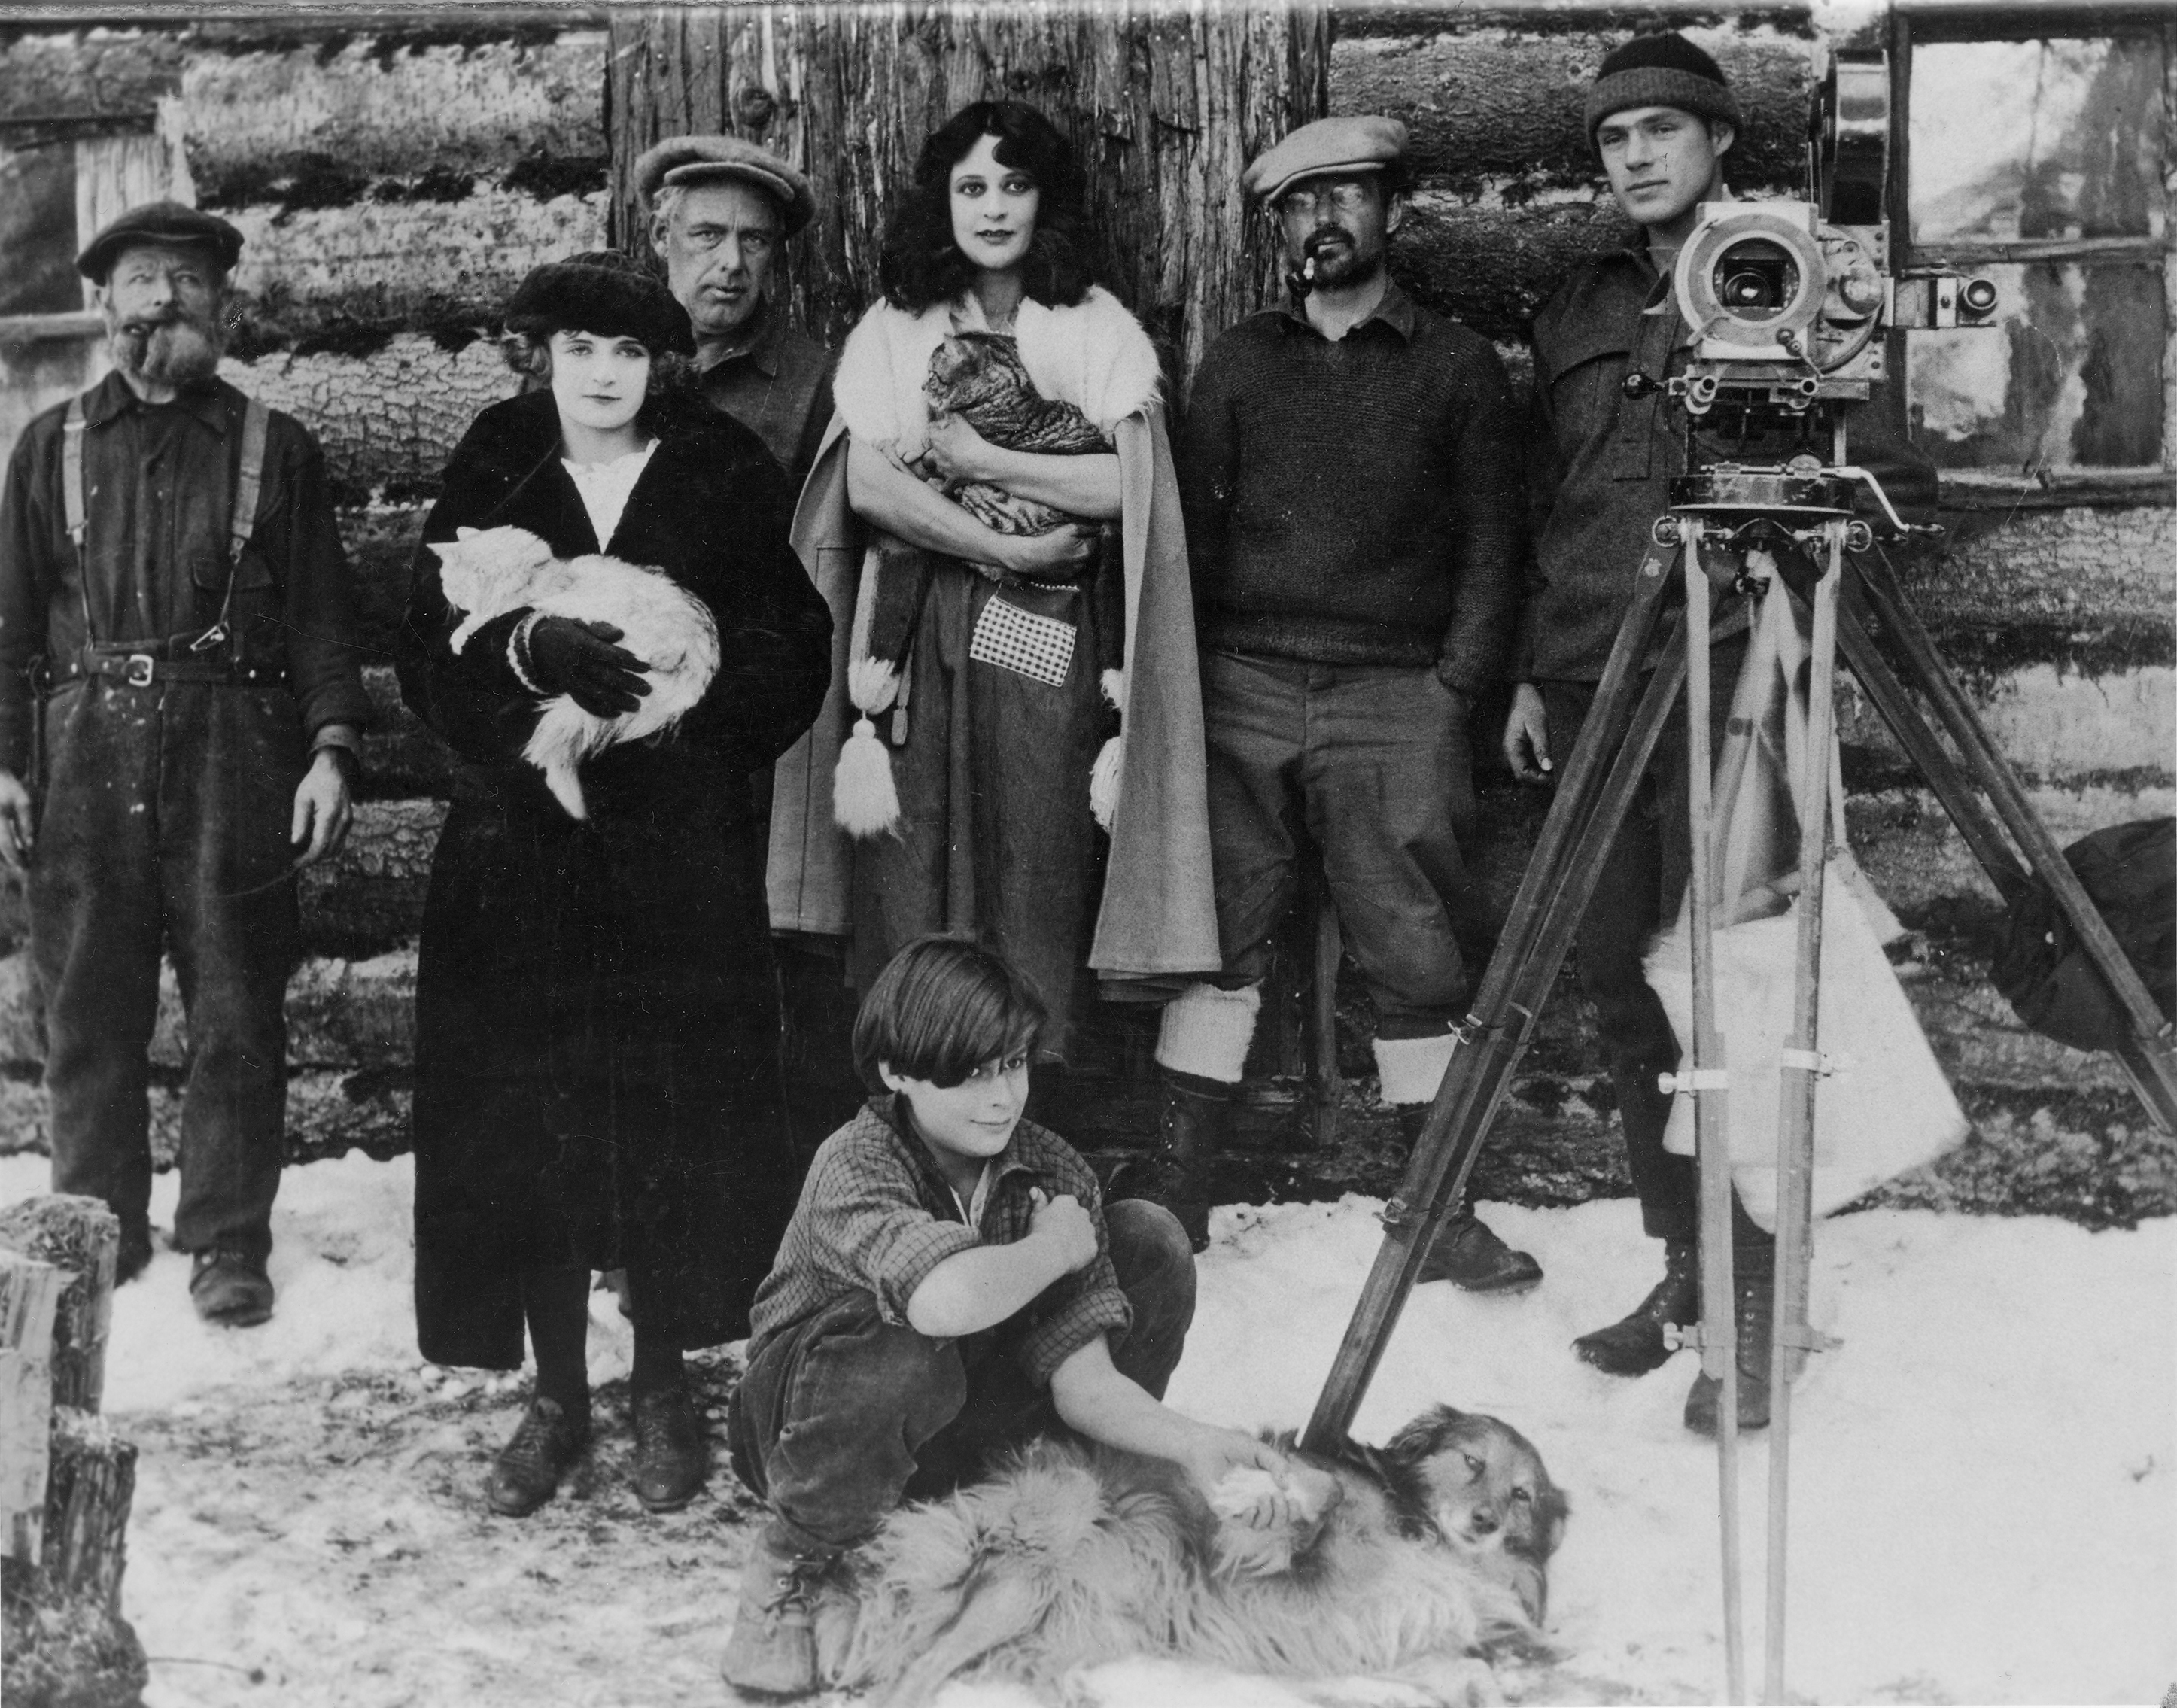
[296,798,443,953]
[223,333,523,508]
[1908,504,2177,632]
[223,188,607,363]
[0,29,180,120]
[1332,23,1811,193]
[1838,664,2176,785]
[0,1198,117,1415]
[1391,193,1627,342]
[180,29,607,206]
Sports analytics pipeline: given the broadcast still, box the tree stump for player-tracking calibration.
[0,1194,117,1414]
[0,1201,144,1708]
[0,1412,147,1708]
[0,1251,63,1564]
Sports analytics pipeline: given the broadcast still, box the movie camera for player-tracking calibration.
[1668,50,1997,424]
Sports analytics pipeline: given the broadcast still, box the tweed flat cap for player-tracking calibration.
[1585,33,1740,144]
[77,201,244,282]
[634,135,816,236]
[503,251,695,357]
[1242,115,1409,205]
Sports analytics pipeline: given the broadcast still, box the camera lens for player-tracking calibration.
[1960,278,1998,315]
[1711,239,1798,322]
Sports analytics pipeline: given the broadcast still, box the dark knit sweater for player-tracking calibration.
[1178,284,1528,694]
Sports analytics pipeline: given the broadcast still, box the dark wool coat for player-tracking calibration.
[397,389,832,1367]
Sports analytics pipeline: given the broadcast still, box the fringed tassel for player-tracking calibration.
[1088,667,1127,832]
[834,657,904,837]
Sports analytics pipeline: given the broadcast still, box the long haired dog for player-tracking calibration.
[823,1406,1566,1708]
[428,524,719,820]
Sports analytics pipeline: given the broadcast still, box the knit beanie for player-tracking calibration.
[502,251,695,357]
[1584,33,1741,145]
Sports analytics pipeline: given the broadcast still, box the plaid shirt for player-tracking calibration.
[746,1096,1132,1387]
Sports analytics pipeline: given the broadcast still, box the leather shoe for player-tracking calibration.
[722,1527,834,1698]
[1416,1208,1543,1293]
[486,1396,592,1517]
[630,1384,707,1512]
[1573,1238,1698,1376]
[1683,1269,1774,1436]
[189,1248,273,1326]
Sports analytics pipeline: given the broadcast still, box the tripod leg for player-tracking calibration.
[1846,555,2177,1129]
[1303,550,1690,1452]
[1762,522,1845,1704]
[1680,529,1746,1707]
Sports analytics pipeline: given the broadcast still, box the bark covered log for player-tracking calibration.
[0,1252,62,1564]
[0,1198,116,1416]
[604,2,1330,386]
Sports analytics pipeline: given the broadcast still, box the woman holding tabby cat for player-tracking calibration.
[397,252,831,1519]
[767,100,1219,1063]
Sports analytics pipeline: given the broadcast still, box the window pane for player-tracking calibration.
[0,143,81,316]
[1906,261,2163,470]
[1910,37,2166,242]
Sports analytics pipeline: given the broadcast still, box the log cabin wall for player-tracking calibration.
[0,5,2169,1220]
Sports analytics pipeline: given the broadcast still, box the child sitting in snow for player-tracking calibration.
[721,935,1295,1697]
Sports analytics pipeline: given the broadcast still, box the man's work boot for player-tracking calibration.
[1683,1267,1775,1436]
[189,1248,273,1326]
[722,1526,833,1699]
[1150,1071,1232,1252]
[485,1396,592,1517]
[1573,1237,1698,1376]
[1398,1108,1543,1293]
[630,1384,707,1512]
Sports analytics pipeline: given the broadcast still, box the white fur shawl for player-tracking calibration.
[830,286,1163,452]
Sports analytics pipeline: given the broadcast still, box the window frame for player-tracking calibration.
[1889,5,2176,508]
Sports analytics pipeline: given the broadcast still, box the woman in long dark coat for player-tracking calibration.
[397,252,831,1518]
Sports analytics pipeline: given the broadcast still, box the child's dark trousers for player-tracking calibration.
[727,1199,1196,1556]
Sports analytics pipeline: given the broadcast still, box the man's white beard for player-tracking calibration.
[109,310,223,388]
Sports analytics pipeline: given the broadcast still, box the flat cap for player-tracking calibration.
[77,200,244,283]
[1242,115,1409,205]
[634,135,816,237]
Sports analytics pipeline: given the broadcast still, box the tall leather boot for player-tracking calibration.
[1683,1266,1774,1435]
[1573,1237,1698,1376]
[1397,1107,1543,1293]
[1151,1071,1231,1253]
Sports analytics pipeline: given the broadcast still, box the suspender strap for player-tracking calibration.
[230,397,269,561]
[195,396,273,654]
[61,397,88,555]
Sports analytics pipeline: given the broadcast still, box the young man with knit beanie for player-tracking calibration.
[1488,33,1935,1433]
[1154,116,1538,1295]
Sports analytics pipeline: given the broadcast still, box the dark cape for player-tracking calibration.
[397,389,832,1366]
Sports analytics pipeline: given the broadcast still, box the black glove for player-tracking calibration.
[521,617,652,718]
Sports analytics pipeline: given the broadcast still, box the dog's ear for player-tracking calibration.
[1532,1479,1570,1563]
[1384,1404,1464,1463]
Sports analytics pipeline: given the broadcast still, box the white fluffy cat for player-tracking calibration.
[429,523,720,820]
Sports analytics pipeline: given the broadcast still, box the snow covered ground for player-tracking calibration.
[5,1149,2172,1706]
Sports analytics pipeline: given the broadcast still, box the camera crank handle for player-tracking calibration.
[1832,464,1944,544]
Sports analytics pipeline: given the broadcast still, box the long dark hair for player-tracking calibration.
[877,101,1096,314]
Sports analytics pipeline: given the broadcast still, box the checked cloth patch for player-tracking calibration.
[969,592,1076,688]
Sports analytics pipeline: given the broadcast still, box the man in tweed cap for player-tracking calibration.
[635,134,833,489]
[1148,117,1538,1291]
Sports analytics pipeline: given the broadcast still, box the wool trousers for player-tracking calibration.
[727,1199,1196,1556]
[1199,652,1488,1038]
[30,679,304,1261]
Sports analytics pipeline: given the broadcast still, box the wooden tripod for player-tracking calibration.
[1299,475,2177,1704]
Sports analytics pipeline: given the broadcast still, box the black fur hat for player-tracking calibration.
[502,251,695,357]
